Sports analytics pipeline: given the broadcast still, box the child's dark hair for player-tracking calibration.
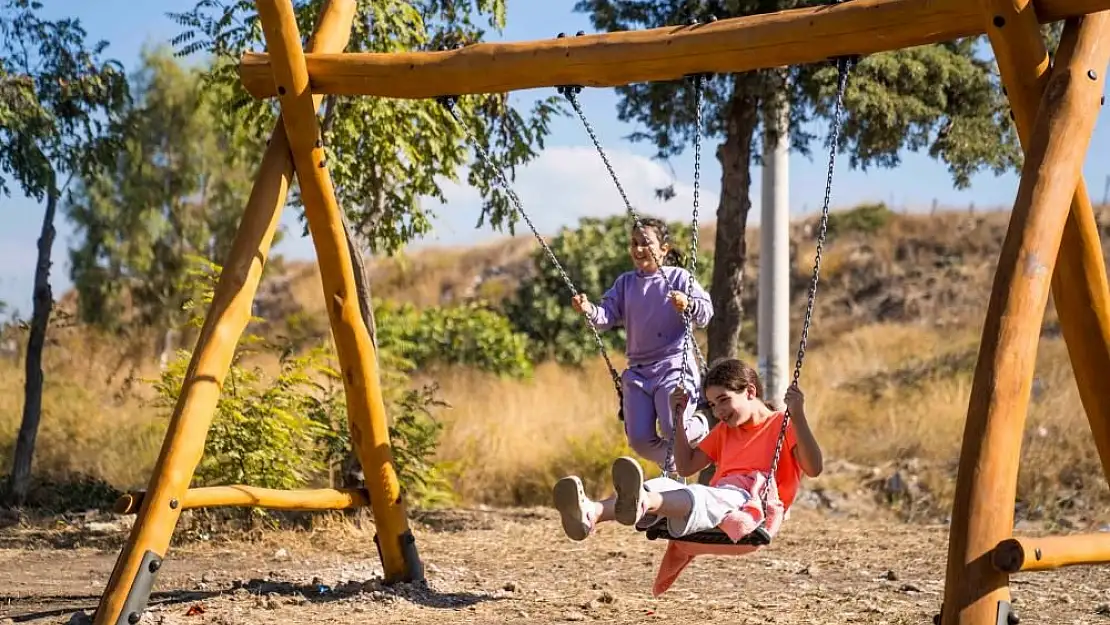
[703,357,773,408]
[633,217,683,266]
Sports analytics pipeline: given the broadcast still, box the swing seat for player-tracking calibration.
[639,520,772,546]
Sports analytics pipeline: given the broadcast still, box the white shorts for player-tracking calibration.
[636,476,752,538]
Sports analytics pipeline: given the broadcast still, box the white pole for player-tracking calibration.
[758,99,791,410]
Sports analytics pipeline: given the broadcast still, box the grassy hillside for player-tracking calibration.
[2,204,1109,524]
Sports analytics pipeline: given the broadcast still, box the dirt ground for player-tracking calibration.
[1,506,1108,625]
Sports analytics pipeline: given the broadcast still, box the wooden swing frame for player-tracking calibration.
[92,0,1110,624]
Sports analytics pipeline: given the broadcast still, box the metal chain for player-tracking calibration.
[759,56,854,504]
[680,74,705,393]
[664,71,707,478]
[438,96,625,416]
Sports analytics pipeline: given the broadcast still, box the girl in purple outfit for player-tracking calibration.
[571,218,714,473]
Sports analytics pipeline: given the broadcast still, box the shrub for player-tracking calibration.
[825,202,893,240]
[375,300,532,378]
[151,347,334,491]
[152,257,455,511]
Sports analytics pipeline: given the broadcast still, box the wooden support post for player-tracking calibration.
[254,0,422,585]
[91,4,357,624]
[939,13,1110,625]
[236,0,1110,100]
[992,534,1110,573]
[113,486,371,514]
[978,0,1110,488]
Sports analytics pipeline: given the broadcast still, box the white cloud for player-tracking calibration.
[417,145,720,246]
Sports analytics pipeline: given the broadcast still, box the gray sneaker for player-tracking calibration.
[612,456,647,526]
[553,476,595,541]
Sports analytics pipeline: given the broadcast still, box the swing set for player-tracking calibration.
[92,0,1110,624]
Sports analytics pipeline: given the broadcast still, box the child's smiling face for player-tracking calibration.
[705,384,761,428]
[628,226,668,273]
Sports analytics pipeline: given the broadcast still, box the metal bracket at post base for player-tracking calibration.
[931,600,1019,625]
[373,529,425,584]
[110,550,162,625]
[997,600,1019,625]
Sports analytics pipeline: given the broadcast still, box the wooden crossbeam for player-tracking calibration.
[113,486,371,514]
[939,12,1110,625]
[254,0,423,585]
[90,4,359,625]
[238,0,1110,100]
[992,534,1110,573]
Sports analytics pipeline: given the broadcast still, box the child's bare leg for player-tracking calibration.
[593,496,616,523]
[645,489,694,519]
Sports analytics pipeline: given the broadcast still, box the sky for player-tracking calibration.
[2,0,1109,316]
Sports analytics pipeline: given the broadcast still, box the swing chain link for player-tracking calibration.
[760,55,854,503]
[679,71,705,398]
[666,68,709,479]
[438,95,626,417]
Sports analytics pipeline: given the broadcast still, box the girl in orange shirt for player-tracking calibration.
[553,358,824,543]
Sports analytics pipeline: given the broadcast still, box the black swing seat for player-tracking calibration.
[638,519,772,547]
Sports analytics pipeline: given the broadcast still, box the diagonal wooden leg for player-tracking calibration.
[1052,178,1110,480]
[940,13,1110,625]
[254,0,423,584]
[92,4,357,624]
[978,0,1110,487]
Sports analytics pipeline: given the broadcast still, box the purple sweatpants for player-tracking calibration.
[621,354,708,473]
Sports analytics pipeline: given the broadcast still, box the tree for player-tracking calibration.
[574,1,1021,362]
[0,0,129,505]
[65,46,262,367]
[169,0,562,254]
[168,0,561,491]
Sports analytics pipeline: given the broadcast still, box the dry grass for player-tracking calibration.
[0,329,167,489]
[422,357,640,505]
[2,315,1105,517]
[416,319,1107,514]
[3,207,1109,520]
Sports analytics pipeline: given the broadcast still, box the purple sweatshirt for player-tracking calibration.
[587,266,714,366]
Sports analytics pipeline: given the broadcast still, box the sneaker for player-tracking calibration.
[553,476,595,541]
[612,456,647,526]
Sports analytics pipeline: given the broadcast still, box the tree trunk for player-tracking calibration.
[322,95,377,503]
[322,94,378,350]
[6,172,58,505]
[699,79,760,486]
[707,81,760,364]
[158,327,178,370]
[343,213,377,351]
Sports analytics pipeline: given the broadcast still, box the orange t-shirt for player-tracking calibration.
[697,411,803,509]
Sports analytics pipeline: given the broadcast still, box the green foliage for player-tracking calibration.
[575,2,1019,189]
[65,47,263,336]
[386,384,455,508]
[168,0,562,254]
[0,0,129,200]
[375,301,532,377]
[798,44,1020,189]
[505,215,711,365]
[151,257,455,509]
[825,202,893,240]
[153,347,335,491]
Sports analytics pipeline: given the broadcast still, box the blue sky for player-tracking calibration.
[2,0,1109,316]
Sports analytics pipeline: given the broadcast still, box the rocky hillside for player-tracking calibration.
[262,205,1110,341]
